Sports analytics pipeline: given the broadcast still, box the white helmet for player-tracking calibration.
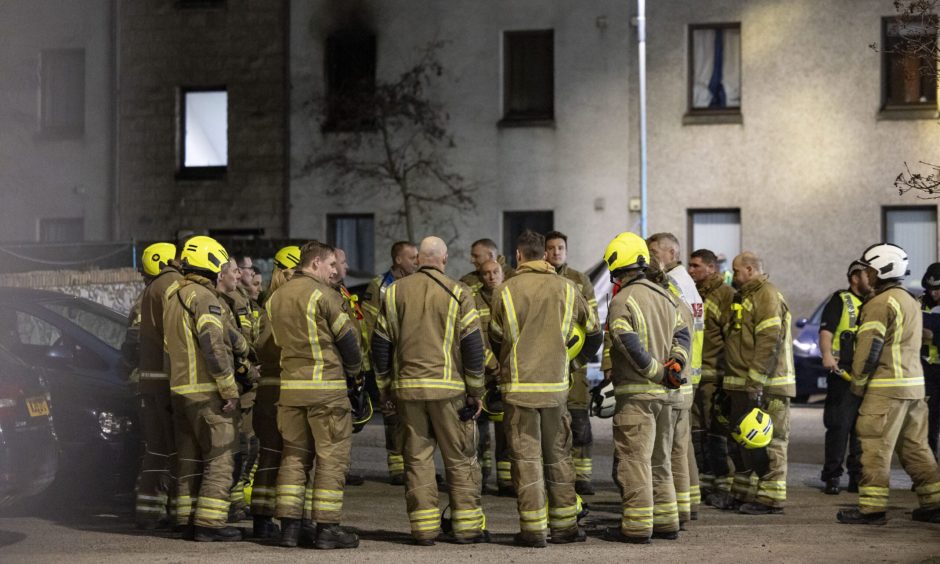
[860,243,909,281]
[590,381,615,418]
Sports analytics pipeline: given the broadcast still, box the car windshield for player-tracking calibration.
[38,299,126,351]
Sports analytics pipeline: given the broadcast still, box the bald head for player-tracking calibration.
[418,236,448,270]
[732,251,764,288]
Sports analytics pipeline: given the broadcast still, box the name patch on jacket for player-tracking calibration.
[208,305,223,315]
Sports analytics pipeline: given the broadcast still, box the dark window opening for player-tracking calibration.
[503,210,554,267]
[502,30,554,124]
[324,31,377,132]
[328,214,375,275]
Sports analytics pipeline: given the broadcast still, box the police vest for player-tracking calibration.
[923,303,940,365]
[832,291,862,359]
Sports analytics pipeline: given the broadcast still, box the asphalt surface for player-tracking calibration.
[2,405,940,563]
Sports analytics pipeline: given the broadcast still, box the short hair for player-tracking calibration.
[251,265,262,275]
[737,251,764,273]
[690,249,719,267]
[516,230,545,261]
[299,240,335,268]
[390,241,416,261]
[544,230,567,245]
[234,254,252,267]
[647,232,679,248]
[471,238,499,253]
[220,258,236,273]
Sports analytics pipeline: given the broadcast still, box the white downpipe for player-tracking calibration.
[637,0,648,237]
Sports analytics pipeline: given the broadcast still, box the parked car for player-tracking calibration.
[0,288,138,494]
[0,342,58,507]
[792,299,829,403]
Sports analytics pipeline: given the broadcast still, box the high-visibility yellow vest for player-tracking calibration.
[923,303,940,365]
[832,291,862,360]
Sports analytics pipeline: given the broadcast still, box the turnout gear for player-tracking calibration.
[249,306,282,521]
[860,243,909,281]
[164,272,246,531]
[474,284,511,489]
[349,383,374,433]
[489,259,602,543]
[274,245,301,270]
[590,381,615,418]
[567,324,586,361]
[731,408,774,449]
[180,236,229,276]
[266,271,362,535]
[371,266,487,543]
[141,242,176,277]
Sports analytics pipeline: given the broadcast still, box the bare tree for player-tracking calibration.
[300,41,476,243]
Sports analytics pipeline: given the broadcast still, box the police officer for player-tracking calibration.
[489,230,602,547]
[920,262,940,460]
[601,232,690,544]
[723,252,795,515]
[132,242,183,529]
[460,238,515,294]
[545,231,599,496]
[688,249,736,506]
[371,236,488,545]
[164,236,245,542]
[819,260,871,495]
[267,241,362,549]
[361,241,418,485]
[837,243,940,524]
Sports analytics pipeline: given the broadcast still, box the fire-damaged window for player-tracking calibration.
[324,31,377,131]
[502,30,555,124]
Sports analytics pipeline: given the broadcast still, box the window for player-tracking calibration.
[503,210,554,266]
[883,206,938,290]
[882,17,938,109]
[39,217,84,242]
[327,214,375,274]
[324,31,376,131]
[688,209,741,273]
[502,30,554,123]
[180,88,228,176]
[688,24,741,114]
[12,311,61,347]
[40,301,126,351]
[39,49,85,136]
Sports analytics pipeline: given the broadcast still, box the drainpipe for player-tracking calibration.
[637,0,648,237]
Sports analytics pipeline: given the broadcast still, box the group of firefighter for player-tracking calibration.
[123,227,940,549]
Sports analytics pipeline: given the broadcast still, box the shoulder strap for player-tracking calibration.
[419,269,460,303]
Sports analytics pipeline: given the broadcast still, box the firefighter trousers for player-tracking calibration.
[398,397,483,541]
[692,381,734,493]
[135,389,175,525]
[856,394,940,514]
[612,397,678,538]
[275,403,352,524]
[728,391,790,508]
[504,403,578,541]
[172,396,238,529]
[568,368,593,483]
[672,404,693,523]
[383,412,405,480]
[249,385,282,517]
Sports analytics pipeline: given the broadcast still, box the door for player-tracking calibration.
[503,211,554,267]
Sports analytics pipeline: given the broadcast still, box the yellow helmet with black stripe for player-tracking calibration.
[141,242,176,277]
[274,245,301,270]
[604,232,649,274]
[180,236,228,275]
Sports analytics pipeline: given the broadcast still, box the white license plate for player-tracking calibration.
[817,377,828,390]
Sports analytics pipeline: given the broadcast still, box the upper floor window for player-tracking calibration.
[882,17,938,109]
[40,49,85,137]
[179,88,228,177]
[502,30,554,124]
[324,31,377,132]
[688,24,741,113]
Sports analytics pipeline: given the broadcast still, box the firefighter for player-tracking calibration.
[371,236,488,545]
[647,232,704,526]
[545,231,599,496]
[601,232,690,544]
[819,260,871,495]
[837,243,940,524]
[474,259,512,496]
[267,241,362,549]
[459,238,515,293]
[722,252,795,515]
[687,249,737,507]
[164,235,245,542]
[920,262,940,460]
[361,241,418,485]
[131,242,183,529]
[489,230,602,547]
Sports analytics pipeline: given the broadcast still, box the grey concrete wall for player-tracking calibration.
[0,0,113,242]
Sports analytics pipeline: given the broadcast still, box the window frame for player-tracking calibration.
[685,22,742,125]
[879,16,939,117]
[686,207,742,264]
[38,48,86,138]
[500,29,555,127]
[326,213,375,275]
[322,31,378,133]
[177,86,228,180]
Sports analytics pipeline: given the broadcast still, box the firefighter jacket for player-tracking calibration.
[266,272,362,407]
[225,286,258,355]
[371,266,486,400]
[339,283,371,371]
[920,296,940,365]
[136,267,183,392]
[724,276,796,397]
[360,270,398,355]
[697,273,735,383]
[668,287,695,408]
[254,305,281,390]
[488,260,602,408]
[460,256,516,294]
[164,274,245,402]
[607,276,691,400]
[851,283,925,399]
[473,286,499,377]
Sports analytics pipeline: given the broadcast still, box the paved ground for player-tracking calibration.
[2,406,939,563]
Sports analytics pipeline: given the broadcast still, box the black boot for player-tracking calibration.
[575,480,595,496]
[279,518,301,547]
[497,484,517,497]
[824,478,841,495]
[513,532,547,548]
[739,502,784,515]
[252,515,280,539]
[345,473,365,486]
[194,525,243,542]
[603,527,650,544]
[299,519,317,548]
[912,507,940,523]
[548,527,586,544]
[847,478,859,493]
[315,523,359,549]
[652,530,679,540]
[174,524,195,540]
[836,508,887,525]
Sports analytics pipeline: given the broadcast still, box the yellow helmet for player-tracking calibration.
[141,242,176,277]
[180,236,229,275]
[481,388,504,422]
[566,324,586,361]
[731,407,774,449]
[274,245,301,270]
[604,232,649,274]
